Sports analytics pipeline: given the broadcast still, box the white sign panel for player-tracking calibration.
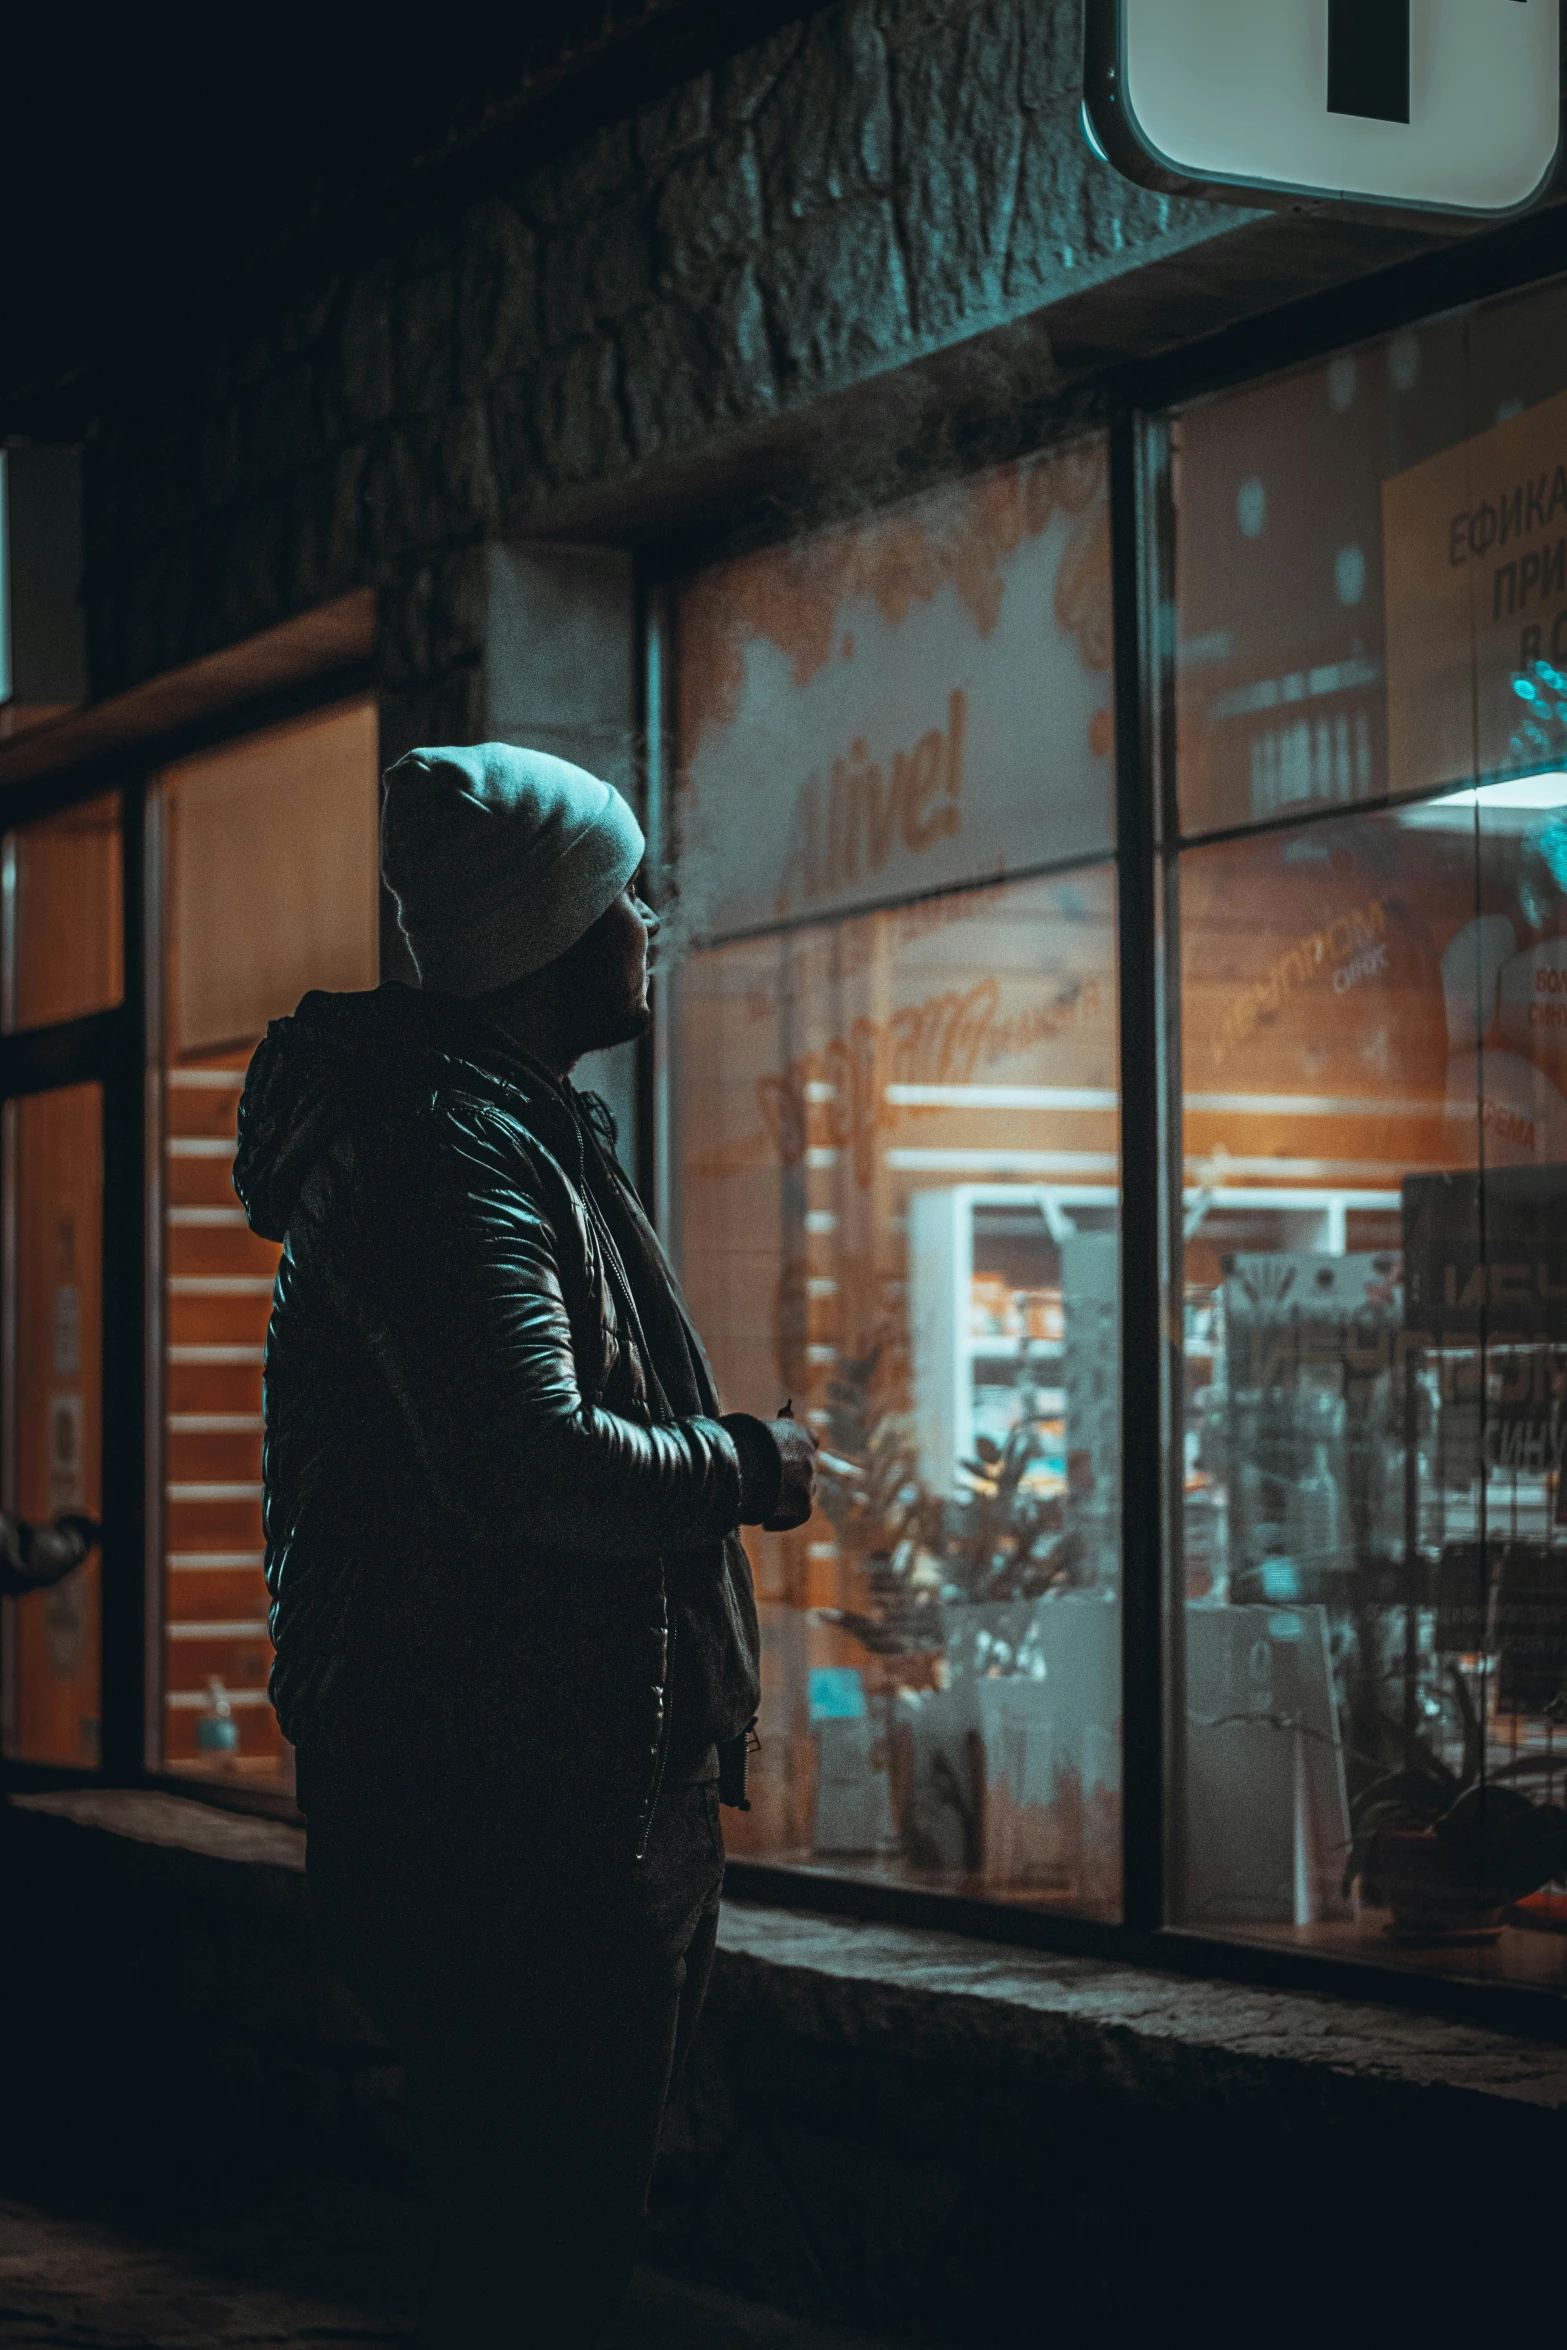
[1085,0,1559,218]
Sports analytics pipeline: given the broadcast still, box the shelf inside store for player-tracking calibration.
[162,1057,283,1774]
[975,1390,1068,1419]
[963,1335,1064,1359]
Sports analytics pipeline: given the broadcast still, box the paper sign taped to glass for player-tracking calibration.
[677,445,1112,941]
[1383,387,1567,805]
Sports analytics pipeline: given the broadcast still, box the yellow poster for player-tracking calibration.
[1383,386,1567,800]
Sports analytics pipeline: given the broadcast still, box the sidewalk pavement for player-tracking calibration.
[0,2181,901,2348]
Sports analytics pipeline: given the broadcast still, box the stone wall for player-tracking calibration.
[80,1,1239,768]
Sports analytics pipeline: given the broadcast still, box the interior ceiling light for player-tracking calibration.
[1436,771,1567,810]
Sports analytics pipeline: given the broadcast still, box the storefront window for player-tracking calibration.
[0,1082,103,1766]
[158,698,378,1786]
[674,439,1123,1911]
[1172,279,1567,1986]
[2,791,122,1032]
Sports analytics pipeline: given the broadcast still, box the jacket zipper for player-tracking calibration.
[633,1585,674,1864]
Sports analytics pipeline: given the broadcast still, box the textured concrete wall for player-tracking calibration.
[80,0,1235,762]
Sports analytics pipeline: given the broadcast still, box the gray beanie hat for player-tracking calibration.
[381,742,644,996]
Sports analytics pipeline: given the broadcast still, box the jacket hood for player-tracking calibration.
[233,984,584,1242]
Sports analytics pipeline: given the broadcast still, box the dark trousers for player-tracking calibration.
[305,1770,724,2348]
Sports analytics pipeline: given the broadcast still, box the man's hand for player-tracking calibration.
[761,1412,818,1533]
[721,1407,819,1531]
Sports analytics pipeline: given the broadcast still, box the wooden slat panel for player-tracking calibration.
[162,1632,272,1688]
[167,1362,262,1415]
[165,1495,264,1550]
[166,1292,274,1347]
[165,1564,270,1613]
[167,1225,281,1280]
[166,1429,265,1482]
[165,1158,244,1209]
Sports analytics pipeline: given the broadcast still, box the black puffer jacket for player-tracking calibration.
[233,984,761,1851]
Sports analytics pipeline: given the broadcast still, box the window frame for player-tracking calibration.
[0,762,146,1787]
[0,656,373,1824]
[643,237,1567,2035]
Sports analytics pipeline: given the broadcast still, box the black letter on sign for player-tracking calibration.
[1327,0,1410,123]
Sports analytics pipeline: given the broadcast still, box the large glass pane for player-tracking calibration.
[2,791,122,1031]
[159,697,378,1786]
[1172,277,1567,1991]
[0,1083,103,1766]
[675,440,1122,1914]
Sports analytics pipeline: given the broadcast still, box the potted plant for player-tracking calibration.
[811,1348,1079,1652]
[1344,1667,1567,1940]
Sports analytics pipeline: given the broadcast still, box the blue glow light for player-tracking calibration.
[1080,98,1110,163]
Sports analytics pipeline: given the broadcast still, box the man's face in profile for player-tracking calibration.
[559,882,660,1054]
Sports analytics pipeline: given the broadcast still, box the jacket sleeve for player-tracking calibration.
[367,1099,747,1560]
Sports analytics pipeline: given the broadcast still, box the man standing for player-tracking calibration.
[234,744,814,2347]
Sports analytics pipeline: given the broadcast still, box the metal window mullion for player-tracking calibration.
[1156,615,1188,1931]
[140,776,164,1774]
[641,581,678,1257]
[1111,406,1176,1935]
[0,1095,18,1757]
[99,772,151,1782]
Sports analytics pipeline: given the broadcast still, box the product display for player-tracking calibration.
[1183,1602,1350,1927]
[897,1593,1120,1904]
[1180,1195,1567,1945]
[1212,1250,1404,1608]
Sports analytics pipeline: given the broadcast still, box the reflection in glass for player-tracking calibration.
[1174,278,1567,839]
[1171,280,1567,1987]
[0,1083,103,1765]
[1175,756,1567,1986]
[2,792,123,1032]
[679,873,1123,1913]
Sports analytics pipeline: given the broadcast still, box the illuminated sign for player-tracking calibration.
[1083,0,1560,218]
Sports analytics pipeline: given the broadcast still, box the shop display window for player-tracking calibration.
[1171,280,1567,1987]
[0,1082,103,1766]
[2,791,122,1032]
[674,438,1123,1911]
[157,697,378,1787]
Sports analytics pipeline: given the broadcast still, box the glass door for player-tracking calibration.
[0,1078,105,1767]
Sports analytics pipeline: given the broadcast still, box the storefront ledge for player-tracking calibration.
[10,1787,1567,2119]
[4,1788,379,2064]
[8,1788,1566,2332]
[707,1904,1567,2121]
[11,1786,311,1884]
